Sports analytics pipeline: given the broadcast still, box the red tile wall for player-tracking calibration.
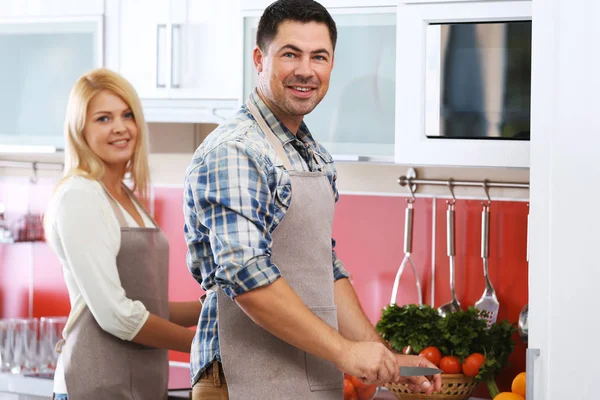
[0,179,528,395]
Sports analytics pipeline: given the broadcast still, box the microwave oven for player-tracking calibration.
[395,1,532,168]
[425,20,532,141]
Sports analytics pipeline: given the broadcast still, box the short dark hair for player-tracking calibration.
[256,0,337,52]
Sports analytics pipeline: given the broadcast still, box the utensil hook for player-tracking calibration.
[482,180,491,208]
[30,162,38,185]
[406,180,416,204]
[446,179,456,206]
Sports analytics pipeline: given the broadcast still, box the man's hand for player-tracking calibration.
[395,354,443,395]
[335,341,400,385]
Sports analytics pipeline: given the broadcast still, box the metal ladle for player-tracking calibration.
[438,183,460,316]
[518,206,530,343]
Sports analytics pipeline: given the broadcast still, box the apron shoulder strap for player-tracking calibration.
[121,185,160,228]
[97,181,129,228]
[246,100,294,171]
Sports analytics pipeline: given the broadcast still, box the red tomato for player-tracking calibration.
[419,346,442,367]
[357,384,378,400]
[344,379,355,400]
[462,353,486,377]
[350,376,368,391]
[440,355,462,374]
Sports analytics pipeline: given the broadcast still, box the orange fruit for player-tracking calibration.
[511,372,526,396]
[494,393,524,400]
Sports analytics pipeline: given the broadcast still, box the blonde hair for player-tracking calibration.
[45,68,151,232]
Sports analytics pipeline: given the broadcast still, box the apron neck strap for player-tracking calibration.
[98,181,158,228]
[246,100,293,171]
[121,184,160,228]
[99,182,128,228]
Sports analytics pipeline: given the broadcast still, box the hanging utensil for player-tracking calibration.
[390,188,423,306]
[475,182,500,327]
[438,183,460,316]
[518,204,530,343]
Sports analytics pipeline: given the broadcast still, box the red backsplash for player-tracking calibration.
[0,179,528,395]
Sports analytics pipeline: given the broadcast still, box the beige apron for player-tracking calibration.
[216,102,344,399]
[60,185,170,400]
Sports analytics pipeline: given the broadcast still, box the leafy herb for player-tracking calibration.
[436,307,489,360]
[476,319,517,397]
[376,304,442,354]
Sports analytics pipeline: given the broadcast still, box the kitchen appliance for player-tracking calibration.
[425,20,532,140]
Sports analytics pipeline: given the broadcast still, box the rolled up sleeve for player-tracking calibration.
[189,140,281,299]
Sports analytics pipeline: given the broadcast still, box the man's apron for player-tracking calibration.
[216,101,344,399]
[60,185,170,400]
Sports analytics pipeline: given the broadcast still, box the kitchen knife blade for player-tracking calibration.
[399,366,443,376]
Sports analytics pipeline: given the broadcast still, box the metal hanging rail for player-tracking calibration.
[398,168,529,199]
[0,160,64,184]
[0,160,63,171]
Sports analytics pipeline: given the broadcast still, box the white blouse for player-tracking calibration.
[45,176,156,393]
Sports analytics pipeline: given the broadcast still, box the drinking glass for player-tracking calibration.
[0,319,15,372]
[11,318,39,373]
[39,316,67,372]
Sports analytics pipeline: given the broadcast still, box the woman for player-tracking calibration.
[45,68,201,400]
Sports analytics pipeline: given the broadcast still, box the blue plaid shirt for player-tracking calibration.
[183,89,350,385]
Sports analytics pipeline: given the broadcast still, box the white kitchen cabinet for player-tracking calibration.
[404,0,515,3]
[241,0,397,9]
[118,0,170,99]
[0,17,103,151]
[118,0,240,100]
[243,7,397,161]
[169,0,242,100]
[115,0,241,123]
[395,1,532,167]
[529,1,600,399]
[0,0,103,18]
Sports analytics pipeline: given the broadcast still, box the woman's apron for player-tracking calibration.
[60,185,170,400]
[216,101,344,399]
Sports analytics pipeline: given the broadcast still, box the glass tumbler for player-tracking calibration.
[0,319,15,372]
[39,316,67,372]
[11,318,39,374]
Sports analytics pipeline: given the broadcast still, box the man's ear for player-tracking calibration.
[253,46,264,73]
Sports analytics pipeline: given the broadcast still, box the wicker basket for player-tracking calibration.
[385,374,477,400]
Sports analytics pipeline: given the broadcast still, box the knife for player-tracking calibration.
[399,366,443,376]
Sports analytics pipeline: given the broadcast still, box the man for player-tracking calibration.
[183,1,442,399]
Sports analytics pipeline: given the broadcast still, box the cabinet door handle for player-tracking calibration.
[526,348,540,400]
[171,24,182,89]
[156,24,167,88]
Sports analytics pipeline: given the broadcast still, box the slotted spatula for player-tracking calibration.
[475,202,499,327]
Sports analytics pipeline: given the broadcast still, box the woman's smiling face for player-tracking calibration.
[83,90,138,169]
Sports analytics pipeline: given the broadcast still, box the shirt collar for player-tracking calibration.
[248,89,314,146]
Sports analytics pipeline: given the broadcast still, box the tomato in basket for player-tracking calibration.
[462,353,485,377]
[439,355,462,374]
[344,376,378,400]
[418,346,442,367]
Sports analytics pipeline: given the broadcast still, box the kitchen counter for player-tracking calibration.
[1,372,489,400]
[0,362,191,400]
